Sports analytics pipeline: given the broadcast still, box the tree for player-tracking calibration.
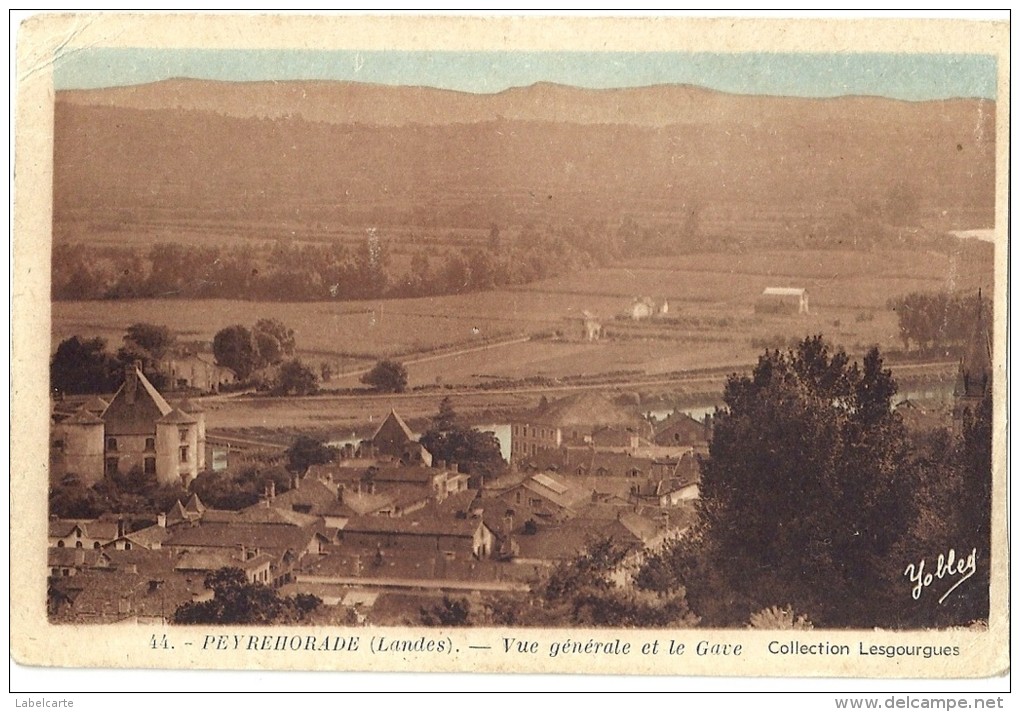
[641,337,915,628]
[50,336,121,395]
[419,427,507,481]
[531,537,697,627]
[419,596,472,627]
[123,323,175,362]
[173,568,321,624]
[434,396,458,431]
[213,325,259,381]
[361,360,408,393]
[49,474,105,519]
[253,318,296,367]
[285,435,338,473]
[272,359,319,396]
[419,398,507,481]
[895,391,992,627]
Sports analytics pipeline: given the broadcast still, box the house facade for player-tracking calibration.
[53,364,205,487]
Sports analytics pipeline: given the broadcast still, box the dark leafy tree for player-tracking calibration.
[123,323,175,362]
[50,336,121,395]
[434,396,458,431]
[361,360,408,393]
[894,391,992,627]
[640,337,915,628]
[253,318,296,367]
[285,436,338,473]
[188,471,261,511]
[173,568,321,624]
[520,537,697,628]
[213,325,259,381]
[419,596,472,627]
[49,474,105,519]
[419,427,507,481]
[889,291,991,352]
[272,359,319,396]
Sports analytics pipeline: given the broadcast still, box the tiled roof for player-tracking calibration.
[81,395,110,414]
[527,391,646,430]
[49,569,209,623]
[334,465,441,485]
[62,407,105,426]
[166,521,317,557]
[268,477,339,515]
[303,547,505,584]
[205,505,320,528]
[102,366,173,435]
[513,517,643,562]
[325,490,398,517]
[520,474,593,512]
[176,398,205,414]
[48,548,104,568]
[184,493,206,514]
[175,550,272,572]
[165,500,189,525]
[157,407,198,425]
[371,409,415,443]
[119,525,171,549]
[100,548,177,576]
[343,509,484,539]
[48,519,120,541]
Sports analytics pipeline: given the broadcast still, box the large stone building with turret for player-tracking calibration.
[53,363,205,487]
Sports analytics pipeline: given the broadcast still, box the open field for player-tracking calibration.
[53,245,993,390]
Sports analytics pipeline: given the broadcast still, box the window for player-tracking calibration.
[75,541,83,549]
[106,438,118,451]
[145,437,155,452]
[93,541,101,549]
[180,446,189,463]
[57,540,65,548]
[179,429,189,442]
[144,457,156,475]
[105,457,119,475]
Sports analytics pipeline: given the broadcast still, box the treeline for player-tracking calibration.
[52,228,594,302]
[889,291,991,352]
[50,214,725,303]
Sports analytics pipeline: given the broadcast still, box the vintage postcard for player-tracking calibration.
[11,13,1010,680]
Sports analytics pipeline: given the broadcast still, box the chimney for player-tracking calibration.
[116,519,127,538]
[449,461,458,473]
[503,508,514,532]
[337,485,344,505]
[157,513,166,528]
[292,476,300,490]
[436,459,446,470]
[123,364,139,403]
[264,480,276,501]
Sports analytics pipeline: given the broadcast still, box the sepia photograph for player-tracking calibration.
[11,13,1009,681]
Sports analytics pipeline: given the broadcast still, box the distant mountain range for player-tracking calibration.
[53,79,996,237]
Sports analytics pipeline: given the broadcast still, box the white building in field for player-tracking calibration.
[755,287,809,315]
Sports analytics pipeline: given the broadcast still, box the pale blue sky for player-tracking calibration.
[53,49,996,101]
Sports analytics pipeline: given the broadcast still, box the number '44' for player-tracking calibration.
[150,634,171,650]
